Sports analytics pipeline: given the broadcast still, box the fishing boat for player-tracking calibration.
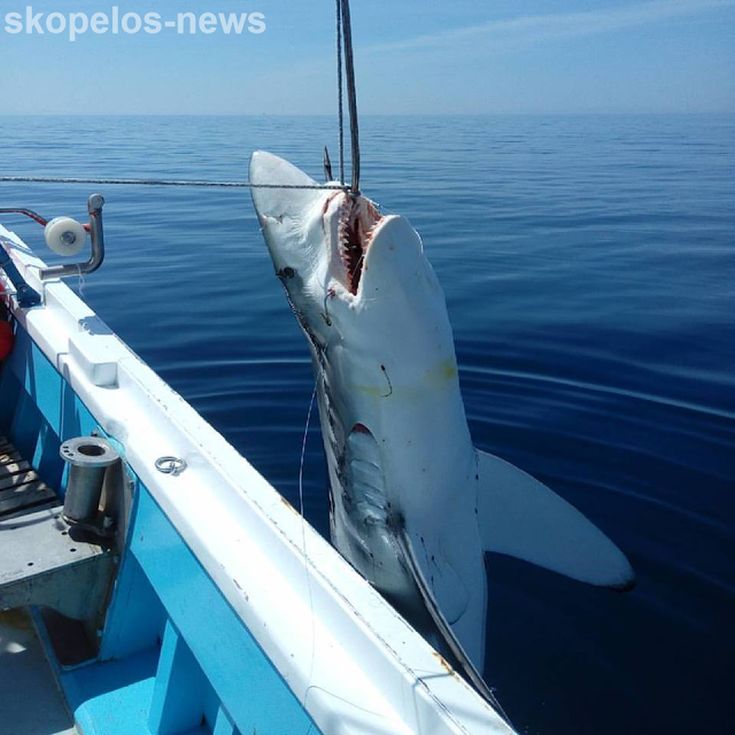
[0,3,524,731]
[0,195,516,735]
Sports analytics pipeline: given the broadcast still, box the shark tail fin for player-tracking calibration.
[476,449,635,590]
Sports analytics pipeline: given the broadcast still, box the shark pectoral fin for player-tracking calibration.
[396,528,506,716]
[476,449,635,589]
[414,542,469,625]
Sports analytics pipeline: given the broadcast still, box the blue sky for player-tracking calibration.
[2,0,734,114]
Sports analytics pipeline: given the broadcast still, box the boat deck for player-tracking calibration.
[0,434,96,735]
[0,608,76,735]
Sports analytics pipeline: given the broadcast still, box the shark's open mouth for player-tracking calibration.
[338,195,383,294]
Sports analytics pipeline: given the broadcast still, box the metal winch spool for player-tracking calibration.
[60,436,119,527]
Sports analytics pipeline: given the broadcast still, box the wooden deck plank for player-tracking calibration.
[0,479,52,500]
[0,437,58,515]
[0,470,38,491]
[0,481,57,514]
[0,500,59,521]
[0,460,31,479]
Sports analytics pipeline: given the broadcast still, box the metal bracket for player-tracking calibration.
[0,506,114,623]
[0,192,107,297]
[39,194,106,281]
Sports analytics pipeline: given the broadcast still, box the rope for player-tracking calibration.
[336,0,345,185]
[0,176,348,191]
[0,207,48,226]
[298,383,318,707]
[339,0,361,194]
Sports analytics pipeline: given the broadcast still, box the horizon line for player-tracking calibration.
[1,111,733,117]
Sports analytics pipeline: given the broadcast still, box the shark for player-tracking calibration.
[250,150,634,697]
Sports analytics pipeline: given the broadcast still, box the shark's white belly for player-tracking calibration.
[316,350,487,644]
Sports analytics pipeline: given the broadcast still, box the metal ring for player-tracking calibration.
[155,456,187,476]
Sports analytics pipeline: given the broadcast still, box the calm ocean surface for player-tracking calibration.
[1,115,733,734]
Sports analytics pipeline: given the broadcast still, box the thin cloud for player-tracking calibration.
[365,0,735,54]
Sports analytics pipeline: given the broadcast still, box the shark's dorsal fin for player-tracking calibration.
[476,449,635,590]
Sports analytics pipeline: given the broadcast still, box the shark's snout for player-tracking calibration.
[250,150,386,300]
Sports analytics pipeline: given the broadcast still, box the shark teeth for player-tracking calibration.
[338,196,383,295]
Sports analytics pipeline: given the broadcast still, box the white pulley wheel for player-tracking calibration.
[44,217,87,257]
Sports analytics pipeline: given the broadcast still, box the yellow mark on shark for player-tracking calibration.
[354,358,458,398]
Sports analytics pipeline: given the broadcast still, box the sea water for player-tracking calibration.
[1,114,733,734]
